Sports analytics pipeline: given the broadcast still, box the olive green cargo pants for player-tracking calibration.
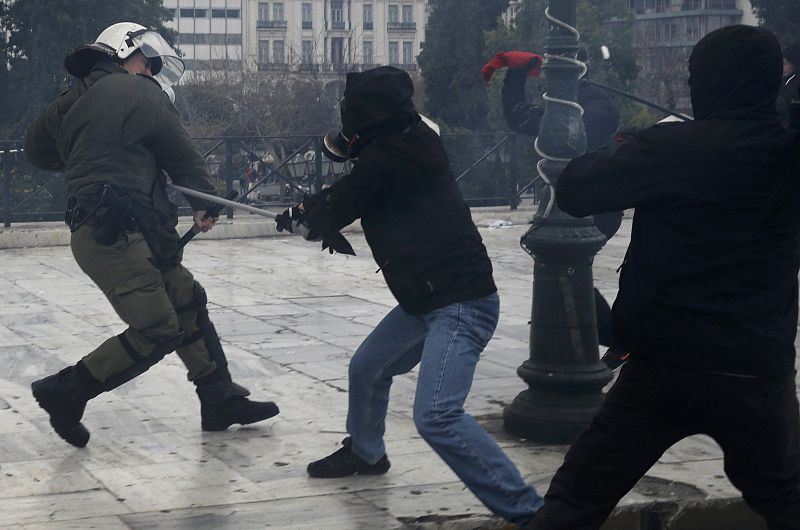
[70,225,217,383]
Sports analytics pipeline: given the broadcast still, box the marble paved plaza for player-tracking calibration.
[0,216,782,529]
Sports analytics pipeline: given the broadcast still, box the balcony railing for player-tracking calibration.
[302,21,312,29]
[257,20,287,29]
[298,63,320,72]
[363,21,373,30]
[387,22,416,31]
[331,21,346,30]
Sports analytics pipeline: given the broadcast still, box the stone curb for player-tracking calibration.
[0,206,536,250]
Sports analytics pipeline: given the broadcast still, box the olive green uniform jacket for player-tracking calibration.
[24,60,217,264]
[23,61,221,382]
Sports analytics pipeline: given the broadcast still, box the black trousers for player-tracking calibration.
[530,358,800,530]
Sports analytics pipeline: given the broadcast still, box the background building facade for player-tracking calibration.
[626,0,756,111]
[162,0,245,72]
[244,0,427,74]
[163,0,428,77]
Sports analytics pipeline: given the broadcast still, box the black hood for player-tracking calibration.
[342,66,419,139]
[689,25,782,120]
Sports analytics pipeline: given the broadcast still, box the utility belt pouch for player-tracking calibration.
[64,197,82,231]
[91,184,135,245]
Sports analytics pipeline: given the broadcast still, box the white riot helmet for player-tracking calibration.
[65,22,185,88]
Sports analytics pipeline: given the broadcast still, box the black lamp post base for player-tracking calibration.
[503,386,608,444]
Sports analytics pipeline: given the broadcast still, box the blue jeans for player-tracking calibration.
[346,292,543,523]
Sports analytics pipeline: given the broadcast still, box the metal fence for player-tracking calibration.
[0,133,542,227]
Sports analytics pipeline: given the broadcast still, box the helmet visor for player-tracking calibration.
[129,31,185,87]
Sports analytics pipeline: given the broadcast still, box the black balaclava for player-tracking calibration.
[689,25,782,120]
[341,66,419,141]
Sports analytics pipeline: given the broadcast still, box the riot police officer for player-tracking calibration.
[24,22,278,448]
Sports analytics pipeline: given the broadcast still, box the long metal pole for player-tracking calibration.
[168,183,281,219]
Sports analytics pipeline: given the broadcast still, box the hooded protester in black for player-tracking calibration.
[298,66,496,314]
[556,25,800,376]
[525,26,800,530]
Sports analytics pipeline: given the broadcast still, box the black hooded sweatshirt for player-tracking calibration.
[556,26,800,376]
[305,67,496,314]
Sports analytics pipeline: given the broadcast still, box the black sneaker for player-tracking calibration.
[307,437,390,478]
[601,348,630,370]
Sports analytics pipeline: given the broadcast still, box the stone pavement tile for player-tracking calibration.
[257,343,352,365]
[0,408,40,435]
[0,323,30,347]
[90,459,270,512]
[288,359,351,382]
[224,329,324,351]
[0,345,65,383]
[0,458,101,498]
[119,494,403,529]
[658,434,724,463]
[0,490,132,527]
[234,301,318,318]
[473,359,519,381]
[646,458,737,499]
[10,516,131,529]
[74,430,209,472]
[355,483,492,524]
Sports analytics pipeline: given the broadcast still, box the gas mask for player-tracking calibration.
[321,97,441,163]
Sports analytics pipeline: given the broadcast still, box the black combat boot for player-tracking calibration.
[195,372,279,431]
[31,364,98,448]
[307,437,391,478]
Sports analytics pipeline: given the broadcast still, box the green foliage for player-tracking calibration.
[749,0,800,46]
[0,0,174,138]
[418,0,509,131]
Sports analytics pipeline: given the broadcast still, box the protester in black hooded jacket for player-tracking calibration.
[525,25,800,530]
[279,67,543,527]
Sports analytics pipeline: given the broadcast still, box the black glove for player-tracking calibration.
[276,205,302,233]
[275,205,321,241]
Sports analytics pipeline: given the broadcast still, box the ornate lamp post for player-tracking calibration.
[503,0,612,443]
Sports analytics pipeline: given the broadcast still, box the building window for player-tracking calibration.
[388,5,399,23]
[402,5,413,23]
[389,41,399,64]
[402,41,413,65]
[180,8,208,18]
[332,0,344,23]
[363,40,373,64]
[302,3,312,28]
[258,2,269,21]
[273,40,285,63]
[227,9,240,18]
[259,40,270,64]
[273,2,284,21]
[177,33,195,45]
[211,9,226,18]
[331,37,344,64]
[302,40,313,63]
[363,4,373,29]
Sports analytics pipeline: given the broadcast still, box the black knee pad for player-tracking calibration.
[97,330,184,393]
[182,281,236,384]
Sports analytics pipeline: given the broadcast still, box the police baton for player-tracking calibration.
[169,183,355,255]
